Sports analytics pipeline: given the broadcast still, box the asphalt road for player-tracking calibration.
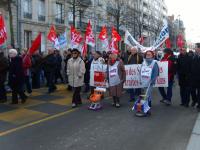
[0,84,198,150]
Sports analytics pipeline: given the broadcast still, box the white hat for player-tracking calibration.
[9,49,18,58]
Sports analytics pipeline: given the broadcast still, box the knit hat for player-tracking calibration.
[9,49,18,58]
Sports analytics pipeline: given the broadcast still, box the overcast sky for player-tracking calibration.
[165,0,200,43]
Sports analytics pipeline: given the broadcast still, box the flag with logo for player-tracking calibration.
[0,14,7,46]
[99,26,109,51]
[110,27,121,54]
[85,20,95,47]
[70,26,83,49]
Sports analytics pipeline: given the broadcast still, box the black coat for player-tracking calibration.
[31,54,43,74]
[189,54,200,88]
[177,53,191,86]
[43,54,57,73]
[8,56,25,88]
[0,53,9,84]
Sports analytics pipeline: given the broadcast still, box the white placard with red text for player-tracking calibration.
[124,61,168,88]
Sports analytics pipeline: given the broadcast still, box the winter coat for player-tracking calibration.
[84,57,91,84]
[22,54,32,76]
[177,53,191,86]
[189,54,200,88]
[8,56,25,88]
[31,54,43,73]
[0,53,9,84]
[67,57,86,87]
[127,53,143,65]
[108,59,126,97]
[43,54,57,73]
[161,53,177,81]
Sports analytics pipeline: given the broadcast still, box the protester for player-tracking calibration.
[54,50,64,83]
[63,49,72,90]
[177,48,191,107]
[127,46,143,102]
[140,50,159,108]
[0,49,9,103]
[89,51,105,95]
[8,49,27,104]
[21,49,32,95]
[67,48,86,108]
[189,44,200,111]
[43,49,57,93]
[83,55,91,93]
[159,48,176,105]
[108,52,126,108]
[31,50,43,89]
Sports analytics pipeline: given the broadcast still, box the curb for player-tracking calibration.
[186,112,200,150]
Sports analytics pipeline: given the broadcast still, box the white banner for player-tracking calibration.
[124,61,168,88]
[124,20,169,52]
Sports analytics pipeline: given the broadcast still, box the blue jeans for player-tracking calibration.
[158,80,173,102]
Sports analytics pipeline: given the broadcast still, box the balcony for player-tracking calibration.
[23,12,32,19]
[38,15,45,22]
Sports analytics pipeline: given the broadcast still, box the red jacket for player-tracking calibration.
[161,53,176,81]
[22,54,32,76]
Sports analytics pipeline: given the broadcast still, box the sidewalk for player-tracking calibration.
[187,112,200,150]
[0,84,76,134]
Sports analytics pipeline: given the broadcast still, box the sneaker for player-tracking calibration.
[164,100,171,106]
[72,103,77,108]
[115,103,121,108]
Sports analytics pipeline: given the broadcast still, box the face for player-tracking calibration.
[48,49,54,54]
[109,53,117,60]
[145,51,154,59]
[72,51,79,58]
[196,48,200,54]
[130,48,137,55]
[179,48,186,55]
[93,52,100,60]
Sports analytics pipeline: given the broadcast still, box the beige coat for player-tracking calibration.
[67,57,86,87]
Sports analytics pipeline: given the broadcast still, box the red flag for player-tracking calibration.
[111,27,121,42]
[99,26,109,51]
[47,25,57,43]
[165,38,171,48]
[177,34,184,48]
[85,20,95,47]
[110,27,121,53]
[138,36,144,45]
[70,26,83,48]
[99,26,108,40]
[29,33,41,55]
[0,14,7,45]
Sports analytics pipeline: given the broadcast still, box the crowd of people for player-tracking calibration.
[0,44,200,113]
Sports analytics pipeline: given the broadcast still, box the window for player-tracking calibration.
[23,0,32,19]
[55,2,64,24]
[38,0,46,21]
[24,31,32,49]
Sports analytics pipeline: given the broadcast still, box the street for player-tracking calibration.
[0,84,198,150]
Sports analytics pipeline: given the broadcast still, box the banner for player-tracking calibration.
[99,26,109,52]
[0,14,7,46]
[70,26,83,48]
[124,61,168,88]
[110,27,121,53]
[124,20,169,52]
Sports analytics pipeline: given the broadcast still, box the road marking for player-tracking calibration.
[0,108,77,137]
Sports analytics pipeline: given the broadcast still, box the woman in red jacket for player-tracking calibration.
[159,48,177,105]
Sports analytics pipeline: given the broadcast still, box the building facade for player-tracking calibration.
[0,0,168,52]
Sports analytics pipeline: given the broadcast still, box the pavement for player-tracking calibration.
[0,83,199,150]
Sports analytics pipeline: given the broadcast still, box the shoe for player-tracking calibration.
[112,103,116,107]
[115,103,121,108]
[72,103,77,108]
[180,103,184,106]
[164,100,171,106]
[191,102,196,107]
[160,99,165,103]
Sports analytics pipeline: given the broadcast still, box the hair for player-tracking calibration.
[164,48,173,54]
[144,50,154,58]
[95,51,102,56]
